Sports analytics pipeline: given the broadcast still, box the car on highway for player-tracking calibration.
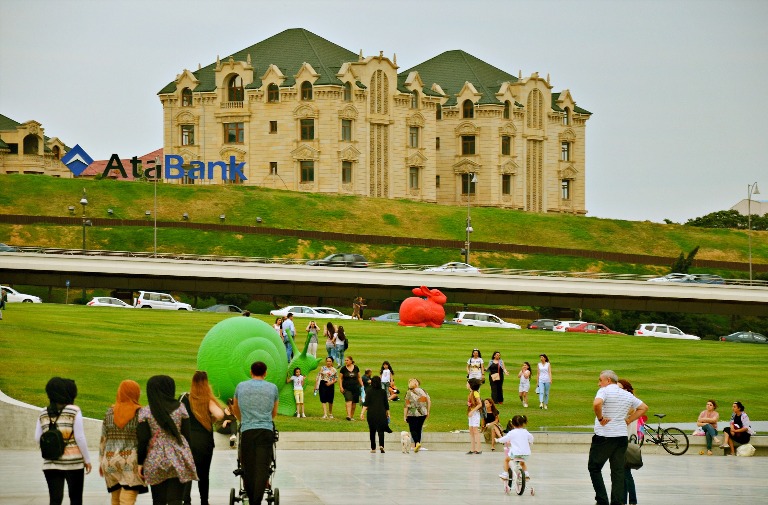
[0,243,19,252]
[646,273,695,283]
[690,274,725,285]
[423,262,480,274]
[312,307,353,319]
[133,291,193,310]
[719,331,768,344]
[526,319,560,331]
[565,322,626,335]
[633,323,700,340]
[306,253,368,268]
[199,304,243,313]
[86,297,134,308]
[452,311,521,329]
[552,320,587,332]
[0,285,42,303]
[370,312,400,323]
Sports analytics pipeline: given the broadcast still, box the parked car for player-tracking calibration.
[690,274,725,285]
[312,307,353,319]
[646,273,694,283]
[526,319,560,331]
[370,312,401,323]
[199,304,243,313]
[424,262,480,274]
[86,297,133,308]
[633,323,700,340]
[0,285,42,303]
[452,311,521,329]
[566,322,626,335]
[306,253,368,268]
[553,320,587,332]
[0,243,19,252]
[270,305,347,319]
[719,331,768,344]
[133,291,193,311]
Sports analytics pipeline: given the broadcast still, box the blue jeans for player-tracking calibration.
[538,381,551,405]
[588,435,628,505]
[326,343,336,361]
[702,424,718,450]
[335,345,345,366]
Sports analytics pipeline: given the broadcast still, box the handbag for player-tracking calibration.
[625,442,643,469]
[490,373,501,381]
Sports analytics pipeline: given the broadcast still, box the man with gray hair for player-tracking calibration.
[588,370,648,505]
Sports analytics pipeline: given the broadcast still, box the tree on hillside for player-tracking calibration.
[685,209,768,231]
[670,246,699,274]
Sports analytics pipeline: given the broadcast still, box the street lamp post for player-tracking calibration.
[465,172,477,264]
[153,157,160,257]
[79,188,88,300]
[747,182,760,285]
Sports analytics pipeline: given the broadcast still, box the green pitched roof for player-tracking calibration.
[158,28,358,95]
[0,113,21,131]
[551,92,592,115]
[399,50,518,106]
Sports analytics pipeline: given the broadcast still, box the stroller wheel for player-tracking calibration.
[273,488,279,505]
[229,488,236,505]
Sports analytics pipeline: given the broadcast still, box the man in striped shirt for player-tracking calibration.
[588,370,647,505]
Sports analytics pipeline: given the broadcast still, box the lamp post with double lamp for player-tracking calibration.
[747,182,760,285]
[79,188,88,300]
[464,172,477,265]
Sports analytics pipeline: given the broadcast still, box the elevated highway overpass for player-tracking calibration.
[1,252,766,316]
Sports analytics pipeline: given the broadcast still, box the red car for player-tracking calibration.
[565,322,626,335]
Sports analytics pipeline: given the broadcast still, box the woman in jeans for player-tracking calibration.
[536,354,552,409]
[696,399,720,456]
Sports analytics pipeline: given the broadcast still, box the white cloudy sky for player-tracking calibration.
[1,0,766,223]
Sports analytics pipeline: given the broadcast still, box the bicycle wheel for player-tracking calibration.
[661,427,689,455]
[514,465,525,495]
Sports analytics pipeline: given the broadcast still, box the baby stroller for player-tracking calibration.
[230,424,280,505]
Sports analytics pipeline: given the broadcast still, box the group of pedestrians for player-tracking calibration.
[465,350,553,409]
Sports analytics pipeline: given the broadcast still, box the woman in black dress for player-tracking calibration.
[487,351,509,405]
[360,375,390,453]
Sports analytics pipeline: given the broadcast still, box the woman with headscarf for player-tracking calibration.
[180,371,224,505]
[34,377,92,505]
[360,375,391,453]
[137,375,197,505]
[99,379,148,504]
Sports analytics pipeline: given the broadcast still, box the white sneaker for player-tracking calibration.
[539,403,543,409]
[301,413,306,418]
[523,403,528,408]
[544,404,548,410]
[322,415,328,419]
[296,413,301,417]
[499,472,509,479]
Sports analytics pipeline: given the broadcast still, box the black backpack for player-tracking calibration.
[40,411,68,460]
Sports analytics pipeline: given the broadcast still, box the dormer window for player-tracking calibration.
[301,81,313,101]
[563,106,571,125]
[503,100,511,119]
[411,90,419,109]
[462,99,474,119]
[182,88,193,107]
[344,82,352,102]
[268,83,280,103]
[228,75,244,102]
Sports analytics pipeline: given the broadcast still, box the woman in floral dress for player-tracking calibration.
[314,357,338,419]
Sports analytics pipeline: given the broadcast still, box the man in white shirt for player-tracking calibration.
[588,370,648,505]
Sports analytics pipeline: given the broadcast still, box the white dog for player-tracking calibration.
[400,431,412,453]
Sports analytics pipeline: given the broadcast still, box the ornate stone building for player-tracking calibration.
[0,113,70,177]
[157,28,591,213]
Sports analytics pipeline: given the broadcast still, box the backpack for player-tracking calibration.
[344,337,349,350]
[40,411,68,460]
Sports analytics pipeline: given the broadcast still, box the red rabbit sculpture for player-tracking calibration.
[398,286,447,328]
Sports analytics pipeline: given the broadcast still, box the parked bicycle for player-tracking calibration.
[630,413,689,455]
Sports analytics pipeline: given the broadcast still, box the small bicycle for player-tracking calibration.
[502,458,534,496]
[630,413,689,456]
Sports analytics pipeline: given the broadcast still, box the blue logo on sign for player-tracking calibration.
[61,144,94,176]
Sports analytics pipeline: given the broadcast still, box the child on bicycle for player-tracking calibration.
[496,414,534,480]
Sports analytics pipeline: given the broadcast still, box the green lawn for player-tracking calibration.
[1,303,765,433]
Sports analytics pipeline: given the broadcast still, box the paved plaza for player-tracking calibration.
[2,445,767,505]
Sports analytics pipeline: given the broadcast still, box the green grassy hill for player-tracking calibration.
[0,175,765,277]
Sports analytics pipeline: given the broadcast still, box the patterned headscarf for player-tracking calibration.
[113,380,142,429]
[146,375,182,443]
[45,377,77,417]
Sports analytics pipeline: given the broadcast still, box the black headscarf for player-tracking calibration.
[45,377,77,417]
[146,375,182,443]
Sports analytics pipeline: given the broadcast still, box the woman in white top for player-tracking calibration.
[305,321,319,358]
[466,349,484,388]
[536,354,552,409]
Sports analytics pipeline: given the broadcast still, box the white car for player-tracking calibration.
[424,262,481,274]
[646,273,694,283]
[270,306,325,318]
[553,320,587,332]
[452,311,521,329]
[133,291,193,311]
[87,297,133,308]
[0,285,42,303]
[634,323,700,340]
[312,307,353,319]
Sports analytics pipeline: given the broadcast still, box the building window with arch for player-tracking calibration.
[411,90,419,109]
[462,99,474,119]
[341,119,352,141]
[436,103,442,120]
[181,125,195,146]
[301,81,313,100]
[461,135,476,155]
[503,100,511,119]
[461,173,476,195]
[182,88,193,107]
[409,167,419,189]
[502,174,511,195]
[300,160,314,182]
[224,122,244,143]
[342,161,352,183]
[563,106,571,125]
[300,119,314,140]
[561,179,571,200]
[561,141,571,161]
[52,146,60,159]
[228,75,244,102]
[268,83,280,103]
[344,82,352,101]
[501,135,511,156]
[23,135,38,154]
[409,127,419,148]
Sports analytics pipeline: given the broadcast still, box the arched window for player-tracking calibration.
[228,75,244,102]
[268,83,279,102]
[462,99,474,119]
[52,146,60,159]
[23,135,38,154]
[301,81,313,101]
[181,88,193,106]
[343,82,352,102]
[503,100,511,119]
[436,103,442,120]
[526,89,543,129]
[563,106,571,125]
[411,90,419,109]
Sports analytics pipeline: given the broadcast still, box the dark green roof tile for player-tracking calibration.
[0,113,21,131]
